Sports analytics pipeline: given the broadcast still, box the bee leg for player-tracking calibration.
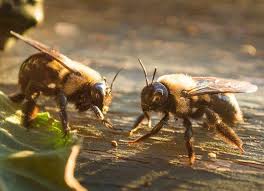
[190,108,205,119]
[56,91,70,136]
[129,114,145,136]
[9,92,25,103]
[205,108,244,153]
[22,98,39,128]
[129,112,151,136]
[183,118,195,165]
[202,122,211,130]
[191,108,211,130]
[147,113,152,128]
[129,112,169,143]
[22,82,41,129]
[90,105,113,129]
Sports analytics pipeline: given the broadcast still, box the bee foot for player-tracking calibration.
[127,139,141,144]
[129,131,134,136]
[189,154,196,165]
[22,119,34,130]
[129,126,143,136]
[128,141,137,145]
[62,123,70,136]
[129,129,138,136]
[62,131,70,138]
[102,119,113,129]
[239,145,245,154]
[63,132,68,138]
[147,120,152,128]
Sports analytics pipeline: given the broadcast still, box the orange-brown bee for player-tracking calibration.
[9,31,121,135]
[129,59,258,164]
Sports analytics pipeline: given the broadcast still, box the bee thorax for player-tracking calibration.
[158,74,196,95]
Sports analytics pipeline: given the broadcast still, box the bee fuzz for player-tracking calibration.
[208,152,216,159]
[48,83,56,88]
[111,140,118,147]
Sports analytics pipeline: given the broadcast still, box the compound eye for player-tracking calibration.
[95,83,106,95]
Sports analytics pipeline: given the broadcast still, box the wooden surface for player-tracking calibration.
[0,1,263,190]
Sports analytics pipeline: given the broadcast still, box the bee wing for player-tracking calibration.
[187,77,258,96]
[10,31,78,73]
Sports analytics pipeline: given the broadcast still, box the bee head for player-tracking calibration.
[141,82,168,111]
[90,81,112,114]
[91,69,122,114]
[137,58,168,111]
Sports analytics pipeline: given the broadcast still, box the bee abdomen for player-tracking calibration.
[18,53,68,95]
[209,93,243,125]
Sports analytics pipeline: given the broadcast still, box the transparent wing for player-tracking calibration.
[187,77,258,96]
[10,31,78,73]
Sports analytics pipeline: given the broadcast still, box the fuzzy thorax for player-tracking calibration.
[157,74,196,95]
[62,65,102,96]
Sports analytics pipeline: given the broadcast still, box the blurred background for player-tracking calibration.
[0,1,263,191]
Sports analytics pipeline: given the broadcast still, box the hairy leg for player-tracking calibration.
[205,108,244,153]
[129,112,169,143]
[56,90,70,135]
[183,118,195,165]
[22,81,40,128]
[22,98,39,128]
[130,112,151,136]
[90,105,113,129]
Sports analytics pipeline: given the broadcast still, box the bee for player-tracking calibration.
[9,31,122,135]
[129,59,258,164]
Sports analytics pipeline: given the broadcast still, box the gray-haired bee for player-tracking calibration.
[9,31,122,135]
[129,59,257,164]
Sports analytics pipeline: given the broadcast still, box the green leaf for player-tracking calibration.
[0,91,87,191]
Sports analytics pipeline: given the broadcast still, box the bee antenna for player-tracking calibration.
[110,68,123,91]
[151,67,157,84]
[138,58,149,86]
